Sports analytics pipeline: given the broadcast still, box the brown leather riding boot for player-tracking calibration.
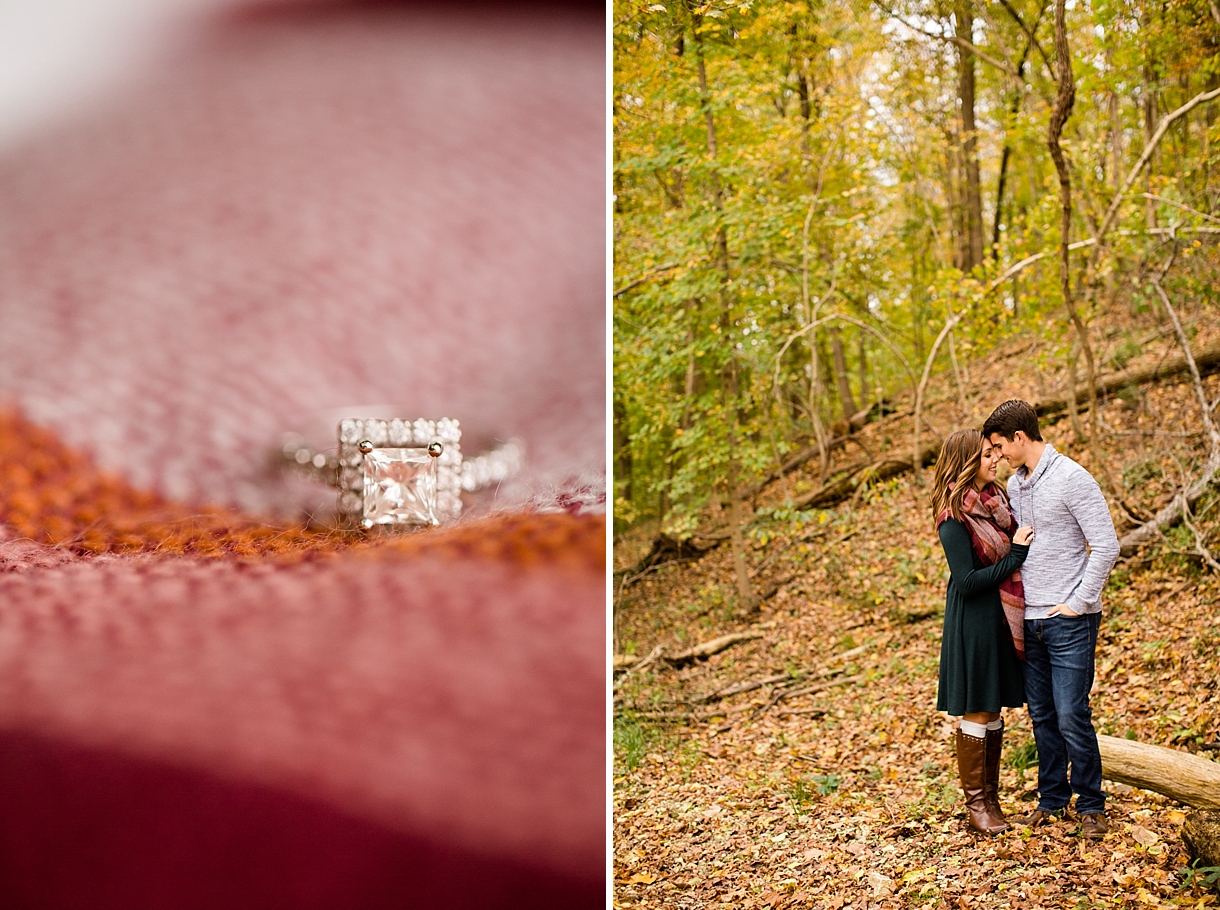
[984,720,1009,830]
[956,729,1006,835]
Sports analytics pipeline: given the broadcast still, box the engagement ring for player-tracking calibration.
[281,416,521,529]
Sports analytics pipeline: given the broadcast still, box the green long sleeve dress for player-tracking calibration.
[936,518,1028,715]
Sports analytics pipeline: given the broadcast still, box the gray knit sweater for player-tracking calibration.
[1006,444,1120,619]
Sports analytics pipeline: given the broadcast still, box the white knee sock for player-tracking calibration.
[960,720,988,738]
[986,718,1003,731]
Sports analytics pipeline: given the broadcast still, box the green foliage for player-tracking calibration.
[614,711,658,772]
[787,776,816,808]
[1006,737,1039,772]
[812,772,841,795]
[1179,862,1220,891]
[614,0,1220,533]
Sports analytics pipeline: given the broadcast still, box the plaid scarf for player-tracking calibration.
[938,482,1026,659]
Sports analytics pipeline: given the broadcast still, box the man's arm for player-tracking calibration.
[1062,470,1120,613]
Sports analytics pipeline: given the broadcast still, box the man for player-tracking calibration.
[983,400,1120,839]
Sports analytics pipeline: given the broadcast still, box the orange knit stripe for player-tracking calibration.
[364,511,605,573]
[0,410,604,571]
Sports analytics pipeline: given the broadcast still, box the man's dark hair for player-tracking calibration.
[982,399,1043,442]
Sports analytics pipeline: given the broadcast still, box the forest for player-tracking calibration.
[613,0,1220,905]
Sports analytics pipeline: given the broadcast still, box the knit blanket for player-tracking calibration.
[0,2,604,907]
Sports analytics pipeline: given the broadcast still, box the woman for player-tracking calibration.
[932,429,1033,835]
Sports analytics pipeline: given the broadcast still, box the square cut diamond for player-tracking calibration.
[363,447,439,526]
[337,417,462,528]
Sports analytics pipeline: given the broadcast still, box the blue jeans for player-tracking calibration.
[1023,613,1105,815]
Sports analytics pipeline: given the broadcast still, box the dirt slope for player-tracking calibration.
[614,329,1220,909]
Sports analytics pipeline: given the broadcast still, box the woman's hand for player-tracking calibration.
[1013,526,1035,546]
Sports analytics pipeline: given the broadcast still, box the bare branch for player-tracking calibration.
[1151,246,1219,446]
[614,262,680,298]
[1119,257,1220,556]
[871,0,1023,83]
[1132,193,1220,226]
[912,310,965,486]
[1180,495,1220,573]
[995,0,1054,80]
[985,227,1220,295]
[773,313,918,422]
[1093,86,1220,258]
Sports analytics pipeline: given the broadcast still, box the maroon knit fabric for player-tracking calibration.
[0,1,605,906]
[0,729,600,909]
[0,554,604,907]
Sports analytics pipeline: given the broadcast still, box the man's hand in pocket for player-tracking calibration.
[1048,604,1080,617]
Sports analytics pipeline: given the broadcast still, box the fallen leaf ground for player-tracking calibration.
[614,329,1220,909]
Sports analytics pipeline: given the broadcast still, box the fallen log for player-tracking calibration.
[665,631,763,668]
[695,672,790,704]
[1118,468,1220,557]
[1183,811,1220,868]
[1032,339,1220,419]
[612,643,664,673]
[615,631,764,672]
[780,673,864,701]
[1098,734,1220,809]
[743,438,850,500]
[792,444,941,510]
[618,533,721,582]
[1116,329,1220,556]
[743,404,906,500]
[755,342,1220,514]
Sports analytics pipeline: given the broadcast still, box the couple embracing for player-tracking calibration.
[931,400,1120,838]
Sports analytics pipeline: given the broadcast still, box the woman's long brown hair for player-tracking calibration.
[929,428,984,526]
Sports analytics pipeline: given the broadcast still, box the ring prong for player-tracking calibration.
[427,442,443,458]
[358,439,374,454]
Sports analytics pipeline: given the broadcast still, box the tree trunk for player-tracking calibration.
[857,328,869,406]
[956,0,984,272]
[1108,48,1122,190]
[993,24,1038,258]
[1047,0,1100,454]
[992,143,1012,259]
[692,10,753,608]
[946,137,965,270]
[1142,22,1159,229]
[726,457,755,610]
[1183,811,1220,868]
[613,396,632,505]
[681,298,700,430]
[830,325,857,420]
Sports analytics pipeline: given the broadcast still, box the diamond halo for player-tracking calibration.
[282,415,521,530]
[338,417,462,528]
